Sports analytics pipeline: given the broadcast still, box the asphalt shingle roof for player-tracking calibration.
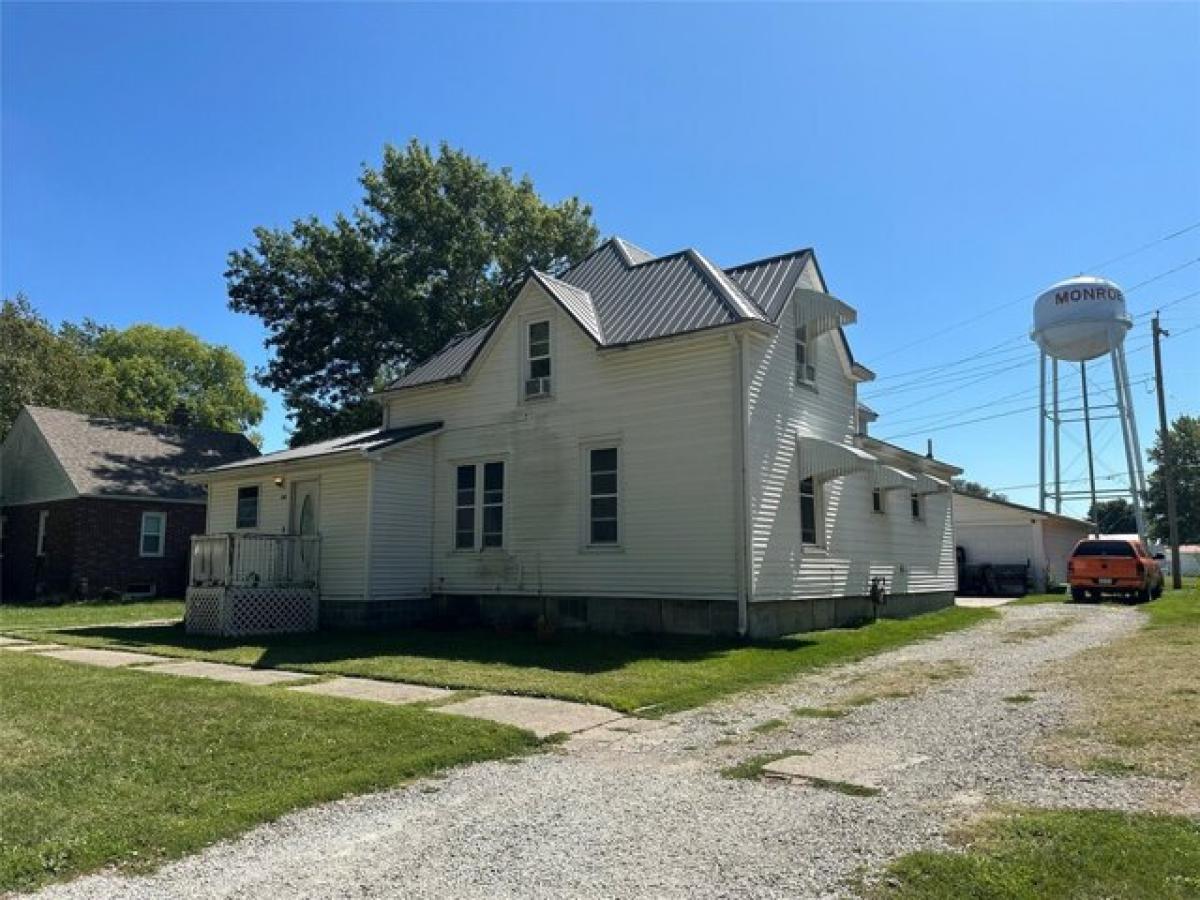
[24,406,259,501]
[385,237,820,392]
[199,422,443,473]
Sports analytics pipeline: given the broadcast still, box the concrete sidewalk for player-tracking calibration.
[3,637,628,738]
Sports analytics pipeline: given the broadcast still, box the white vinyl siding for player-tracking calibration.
[388,280,737,601]
[205,460,370,604]
[139,511,166,557]
[747,261,957,602]
[368,441,434,602]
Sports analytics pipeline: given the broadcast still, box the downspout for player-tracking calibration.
[729,331,751,637]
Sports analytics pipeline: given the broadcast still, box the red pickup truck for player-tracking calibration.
[1067,538,1164,603]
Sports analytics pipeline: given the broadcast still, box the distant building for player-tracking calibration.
[952,492,1091,592]
[0,406,257,602]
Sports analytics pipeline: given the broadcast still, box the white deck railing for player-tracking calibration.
[189,533,321,588]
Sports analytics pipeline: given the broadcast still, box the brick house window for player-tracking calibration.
[36,510,48,556]
[140,512,166,558]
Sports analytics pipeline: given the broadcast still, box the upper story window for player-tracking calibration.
[800,477,821,546]
[236,486,260,529]
[455,461,505,550]
[911,491,924,521]
[795,323,816,385]
[524,320,552,399]
[587,447,620,546]
[872,487,885,514]
[140,512,166,557]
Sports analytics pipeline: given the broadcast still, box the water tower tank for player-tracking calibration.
[1031,275,1131,362]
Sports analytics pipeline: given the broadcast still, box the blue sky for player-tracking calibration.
[4,2,1198,515]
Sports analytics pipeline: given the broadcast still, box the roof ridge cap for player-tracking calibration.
[685,249,767,322]
[725,246,814,273]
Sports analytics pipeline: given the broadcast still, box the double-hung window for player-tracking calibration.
[910,492,924,521]
[872,487,885,514]
[587,447,619,545]
[524,320,552,399]
[236,486,260,529]
[140,512,166,557]
[800,477,820,546]
[795,323,816,385]
[455,461,505,550]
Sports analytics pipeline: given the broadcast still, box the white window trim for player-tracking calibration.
[451,458,507,552]
[235,483,261,530]
[581,440,622,551]
[139,511,167,558]
[522,317,554,402]
[799,476,825,549]
[36,510,49,557]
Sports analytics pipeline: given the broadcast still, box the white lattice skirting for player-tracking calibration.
[185,586,319,636]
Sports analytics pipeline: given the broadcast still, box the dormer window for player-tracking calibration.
[795,323,816,385]
[524,320,552,399]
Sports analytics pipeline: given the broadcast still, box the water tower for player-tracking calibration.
[1031,276,1147,538]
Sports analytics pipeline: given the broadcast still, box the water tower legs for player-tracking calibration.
[1111,344,1148,539]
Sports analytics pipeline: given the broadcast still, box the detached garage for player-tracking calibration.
[952,492,1091,593]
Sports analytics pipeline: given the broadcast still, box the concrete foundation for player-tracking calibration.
[321,589,955,638]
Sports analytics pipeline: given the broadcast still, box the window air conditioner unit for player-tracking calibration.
[524,376,552,398]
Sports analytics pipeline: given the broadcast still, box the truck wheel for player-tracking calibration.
[1151,581,1164,600]
[1070,587,1088,603]
[1135,586,1151,604]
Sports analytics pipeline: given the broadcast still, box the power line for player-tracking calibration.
[869,223,1200,364]
[868,270,1199,387]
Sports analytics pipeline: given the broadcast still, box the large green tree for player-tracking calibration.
[1087,498,1138,534]
[0,296,264,440]
[1146,414,1200,542]
[226,140,599,445]
[0,296,118,437]
[952,479,1008,502]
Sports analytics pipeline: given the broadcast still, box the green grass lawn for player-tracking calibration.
[11,605,996,715]
[0,652,536,893]
[0,599,183,630]
[874,808,1200,899]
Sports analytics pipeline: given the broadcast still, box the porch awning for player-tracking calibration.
[793,288,858,337]
[797,435,877,481]
[875,465,917,492]
[912,472,951,495]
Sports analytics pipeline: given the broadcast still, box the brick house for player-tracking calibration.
[0,406,257,602]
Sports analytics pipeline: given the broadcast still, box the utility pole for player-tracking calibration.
[1151,314,1182,590]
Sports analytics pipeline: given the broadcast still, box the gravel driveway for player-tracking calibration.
[33,603,1183,900]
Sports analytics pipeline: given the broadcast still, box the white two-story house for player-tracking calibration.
[185,237,959,638]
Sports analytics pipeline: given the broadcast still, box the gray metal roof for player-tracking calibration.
[726,248,815,321]
[23,406,259,501]
[200,421,443,474]
[388,322,497,390]
[385,237,824,392]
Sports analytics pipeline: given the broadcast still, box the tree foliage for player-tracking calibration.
[226,139,599,445]
[952,479,1008,502]
[0,295,264,441]
[1087,498,1138,534]
[1147,415,1200,542]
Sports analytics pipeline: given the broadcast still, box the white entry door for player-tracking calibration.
[290,479,320,583]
